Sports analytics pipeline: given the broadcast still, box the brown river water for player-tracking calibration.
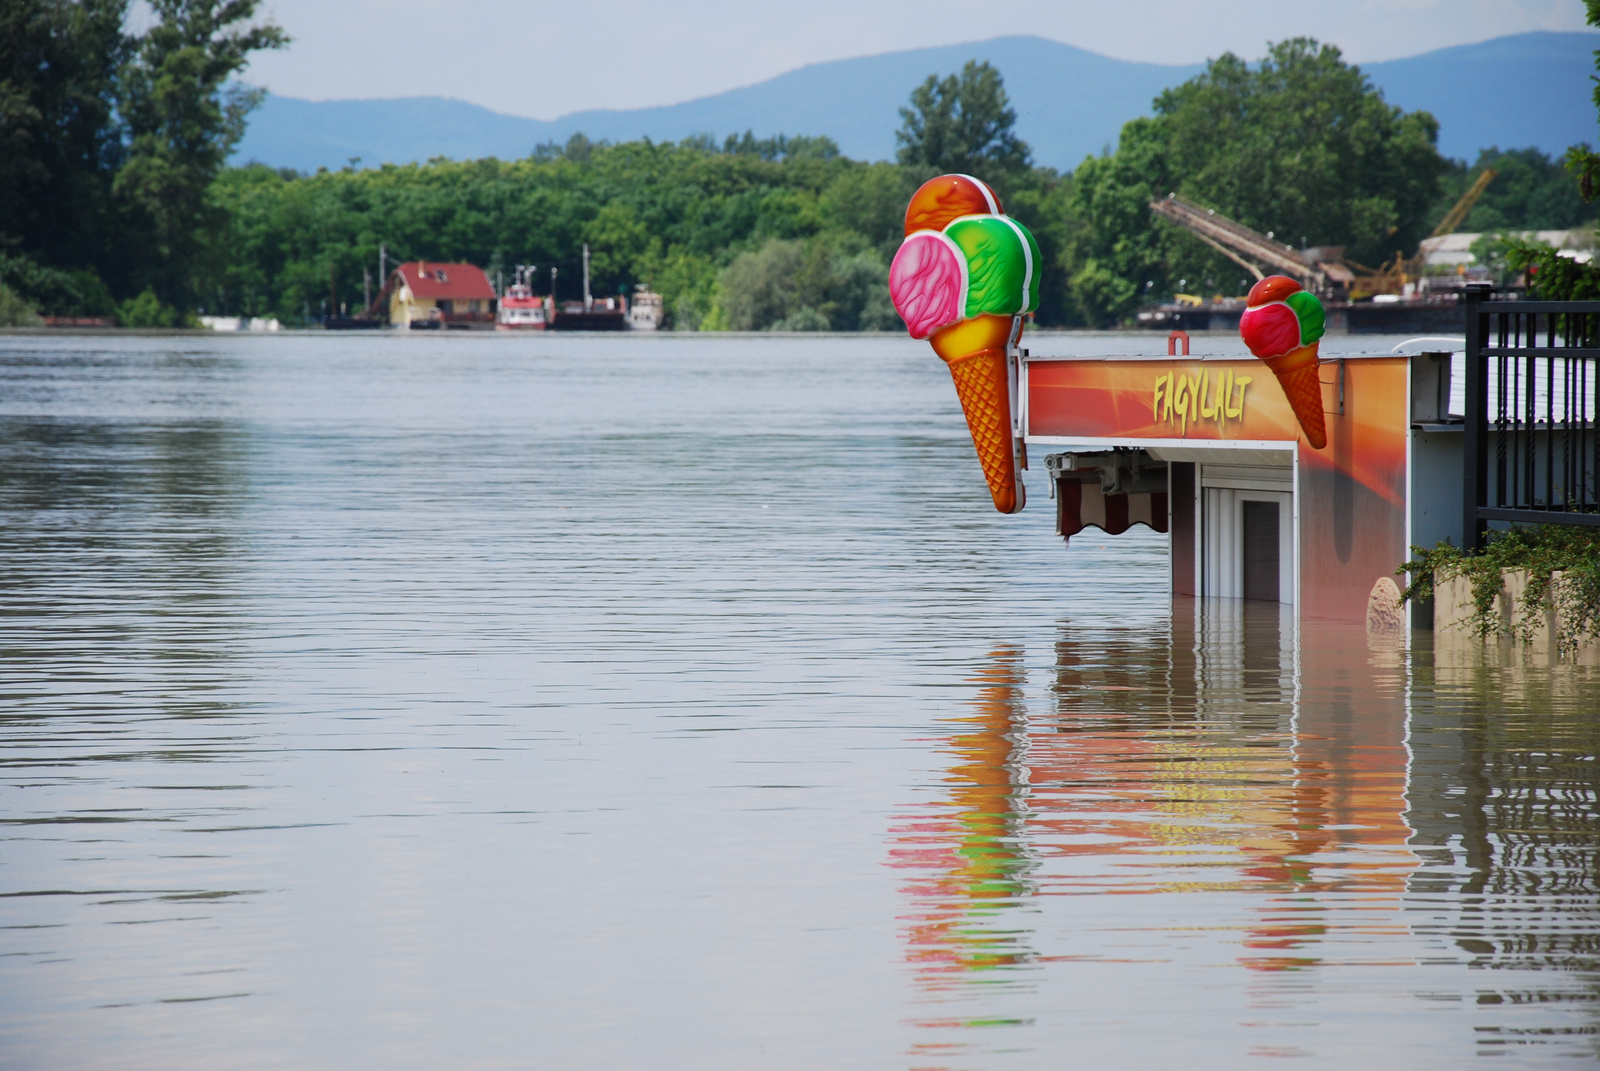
[1,332,1596,1069]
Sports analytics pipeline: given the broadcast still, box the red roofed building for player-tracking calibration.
[386,261,496,329]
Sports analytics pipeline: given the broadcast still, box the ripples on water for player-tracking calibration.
[1,332,1596,1069]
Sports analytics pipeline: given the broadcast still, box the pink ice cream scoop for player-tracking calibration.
[889,230,966,340]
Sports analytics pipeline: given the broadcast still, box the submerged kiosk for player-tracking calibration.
[1022,341,1460,625]
[887,172,1467,627]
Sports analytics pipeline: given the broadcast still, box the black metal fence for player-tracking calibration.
[1463,288,1600,549]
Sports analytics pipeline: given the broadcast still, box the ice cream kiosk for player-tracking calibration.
[890,174,1457,626]
[1025,338,1425,624]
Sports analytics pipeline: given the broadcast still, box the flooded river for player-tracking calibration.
[1,332,1597,1069]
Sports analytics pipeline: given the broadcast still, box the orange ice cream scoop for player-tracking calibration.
[904,174,1002,235]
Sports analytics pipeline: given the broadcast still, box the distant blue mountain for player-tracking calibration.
[234,32,1599,174]
[1364,33,1599,161]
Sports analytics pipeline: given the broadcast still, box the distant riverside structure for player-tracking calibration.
[385,261,496,329]
[1418,230,1598,267]
[628,285,664,330]
[200,316,282,332]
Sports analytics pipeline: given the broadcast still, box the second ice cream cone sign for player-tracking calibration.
[889,174,1040,514]
[1238,275,1328,450]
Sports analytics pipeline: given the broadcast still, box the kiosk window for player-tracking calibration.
[1242,500,1280,603]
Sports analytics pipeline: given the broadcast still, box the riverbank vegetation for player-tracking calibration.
[0,0,285,325]
[2,11,1595,328]
[205,137,1078,331]
[1402,527,1600,657]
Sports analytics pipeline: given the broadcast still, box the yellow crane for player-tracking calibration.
[1430,168,1498,241]
[1347,169,1498,299]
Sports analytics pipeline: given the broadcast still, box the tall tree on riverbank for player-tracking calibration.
[0,0,127,279]
[896,61,1031,179]
[114,0,287,307]
[1067,39,1447,325]
[1563,0,1600,200]
[0,0,284,317]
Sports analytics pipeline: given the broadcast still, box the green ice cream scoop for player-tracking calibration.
[943,215,1041,320]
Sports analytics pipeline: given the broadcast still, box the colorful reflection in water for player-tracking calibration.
[890,647,1034,987]
[890,604,1600,1065]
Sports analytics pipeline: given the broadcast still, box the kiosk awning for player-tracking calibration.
[1046,451,1169,544]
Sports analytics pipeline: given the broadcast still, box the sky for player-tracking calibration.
[242,0,1590,118]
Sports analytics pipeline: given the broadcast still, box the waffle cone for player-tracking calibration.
[943,347,1023,514]
[1260,342,1327,450]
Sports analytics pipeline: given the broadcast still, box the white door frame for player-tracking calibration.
[1201,476,1296,606]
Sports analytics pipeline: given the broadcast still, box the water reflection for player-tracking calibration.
[894,604,1600,1063]
[890,647,1034,981]
[0,396,255,735]
[1411,632,1600,1053]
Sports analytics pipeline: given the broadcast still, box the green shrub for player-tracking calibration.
[718,236,896,331]
[0,283,43,326]
[1401,525,1600,655]
[1505,243,1600,300]
[117,288,194,328]
[0,253,115,316]
[769,306,830,331]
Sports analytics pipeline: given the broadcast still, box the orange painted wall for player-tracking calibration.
[1298,359,1408,623]
[1026,358,1410,624]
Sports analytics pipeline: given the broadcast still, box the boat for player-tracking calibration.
[497,267,551,330]
[553,297,627,331]
[551,244,628,331]
[628,285,664,330]
[322,313,382,330]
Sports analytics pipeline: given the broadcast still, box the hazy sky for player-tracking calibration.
[243,0,1590,118]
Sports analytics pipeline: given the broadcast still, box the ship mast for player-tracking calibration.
[582,243,592,311]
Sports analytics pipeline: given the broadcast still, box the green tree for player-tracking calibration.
[202,131,1076,329]
[720,239,805,330]
[0,0,127,300]
[0,281,43,326]
[717,235,895,331]
[117,285,191,326]
[114,0,287,306]
[895,60,1030,178]
[1438,148,1596,232]
[722,130,840,162]
[1565,0,1600,199]
[819,162,917,262]
[1068,38,1447,325]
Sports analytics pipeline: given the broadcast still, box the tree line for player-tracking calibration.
[1,9,1593,328]
[1,0,285,324]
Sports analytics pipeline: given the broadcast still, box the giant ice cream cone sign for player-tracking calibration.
[889,175,1040,513]
[1239,275,1328,450]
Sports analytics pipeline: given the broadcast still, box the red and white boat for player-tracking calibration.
[497,267,551,330]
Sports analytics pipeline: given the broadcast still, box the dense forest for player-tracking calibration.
[1,0,1595,328]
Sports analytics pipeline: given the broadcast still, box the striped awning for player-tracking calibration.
[1055,475,1169,543]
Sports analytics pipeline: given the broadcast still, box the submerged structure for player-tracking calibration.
[1024,331,1442,624]
[887,176,1600,628]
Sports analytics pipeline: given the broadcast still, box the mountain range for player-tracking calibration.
[234,32,1600,174]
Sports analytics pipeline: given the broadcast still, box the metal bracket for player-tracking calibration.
[1044,449,1168,496]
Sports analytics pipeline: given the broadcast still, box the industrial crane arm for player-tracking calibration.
[1148,195,1326,290]
[1181,228,1265,282]
[1428,168,1497,240]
